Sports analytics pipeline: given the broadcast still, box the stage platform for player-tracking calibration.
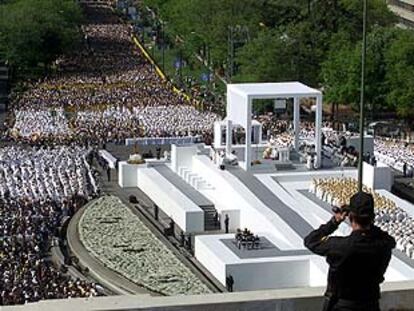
[137,167,205,233]
[117,144,414,292]
[193,160,414,290]
[195,233,318,291]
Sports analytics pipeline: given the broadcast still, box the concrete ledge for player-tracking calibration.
[4,281,414,310]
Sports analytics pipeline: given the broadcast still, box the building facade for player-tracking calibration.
[388,0,414,28]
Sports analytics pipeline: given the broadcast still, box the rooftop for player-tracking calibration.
[227,82,322,98]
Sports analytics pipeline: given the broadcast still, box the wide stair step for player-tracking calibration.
[177,166,218,230]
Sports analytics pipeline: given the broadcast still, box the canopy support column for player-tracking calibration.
[225,119,232,156]
[293,97,300,151]
[244,97,252,171]
[315,95,323,168]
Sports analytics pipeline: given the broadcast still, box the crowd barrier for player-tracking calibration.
[131,35,197,105]
[125,136,201,146]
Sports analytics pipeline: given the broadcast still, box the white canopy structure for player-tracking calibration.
[225,82,323,170]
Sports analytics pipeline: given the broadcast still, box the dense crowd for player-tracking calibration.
[2,1,413,305]
[0,5,218,305]
[7,10,219,144]
[0,146,100,305]
[374,138,414,174]
[258,119,413,170]
[309,178,414,259]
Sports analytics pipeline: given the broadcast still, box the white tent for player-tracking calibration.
[225,82,323,170]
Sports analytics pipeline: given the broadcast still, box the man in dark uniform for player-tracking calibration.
[226,274,234,292]
[304,192,395,311]
[224,214,230,233]
[106,166,111,182]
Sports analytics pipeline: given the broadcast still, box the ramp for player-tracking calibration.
[228,166,313,238]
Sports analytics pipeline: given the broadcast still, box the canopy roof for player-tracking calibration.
[227,82,321,98]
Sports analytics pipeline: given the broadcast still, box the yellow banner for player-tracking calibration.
[131,35,201,107]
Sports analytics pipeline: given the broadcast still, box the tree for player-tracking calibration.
[144,0,263,66]
[385,29,414,119]
[234,22,323,86]
[321,27,399,114]
[320,37,359,108]
[0,0,83,75]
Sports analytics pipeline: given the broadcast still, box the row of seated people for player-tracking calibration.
[309,177,414,259]
[0,145,101,305]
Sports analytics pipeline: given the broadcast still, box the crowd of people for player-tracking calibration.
[6,8,219,144]
[0,145,100,305]
[0,4,220,305]
[0,146,98,201]
[257,118,413,171]
[309,178,414,259]
[374,138,414,175]
[1,0,413,305]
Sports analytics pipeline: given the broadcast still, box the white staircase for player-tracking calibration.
[178,166,215,191]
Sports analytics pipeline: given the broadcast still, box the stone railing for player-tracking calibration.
[4,281,414,310]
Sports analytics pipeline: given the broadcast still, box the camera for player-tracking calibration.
[332,205,350,214]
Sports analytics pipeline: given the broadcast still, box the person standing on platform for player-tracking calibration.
[156,146,161,160]
[304,192,395,311]
[106,166,111,182]
[224,214,230,233]
[180,230,185,247]
[226,275,234,292]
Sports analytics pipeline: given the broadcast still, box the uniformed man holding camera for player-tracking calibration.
[304,192,396,311]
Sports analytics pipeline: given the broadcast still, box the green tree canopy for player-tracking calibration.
[321,27,399,112]
[385,29,414,118]
[234,23,322,85]
[0,0,83,74]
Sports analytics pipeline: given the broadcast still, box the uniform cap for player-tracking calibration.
[349,192,375,217]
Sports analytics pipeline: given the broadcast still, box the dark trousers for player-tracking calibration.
[326,299,380,311]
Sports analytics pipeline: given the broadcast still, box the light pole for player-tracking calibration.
[357,0,368,193]
[227,26,234,82]
[161,20,165,73]
[206,45,211,91]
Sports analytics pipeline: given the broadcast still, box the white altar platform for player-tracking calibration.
[117,136,414,293]
[195,233,317,291]
[193,165,414,291]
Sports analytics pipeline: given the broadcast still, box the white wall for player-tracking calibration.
[348,136,374,155]
[118,162,140,188]
[194,235,227,285]
[272,169,357,183]
[227,260,310,291]
[171,145,199,173]
[195,234,311,291]
[137,168,204,233]
[363,162,393,191]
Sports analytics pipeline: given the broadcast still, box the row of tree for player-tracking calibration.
[0,0,83,77]
[141,0,414,118]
